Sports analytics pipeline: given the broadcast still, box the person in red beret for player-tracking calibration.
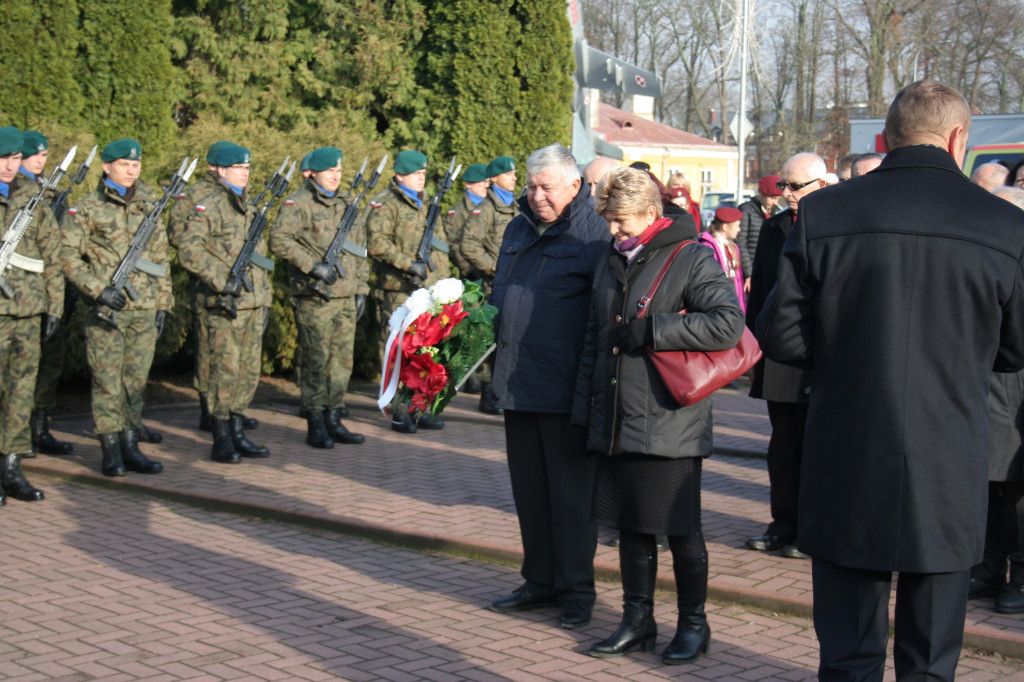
[738,175,783,292]
[667,186,703,236]
[699,206,746,312]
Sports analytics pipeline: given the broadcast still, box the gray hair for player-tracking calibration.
[784,152,828,180]
[994,186,1024,211]
[526,144,581,187]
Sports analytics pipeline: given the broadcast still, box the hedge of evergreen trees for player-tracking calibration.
[0,0,574,383]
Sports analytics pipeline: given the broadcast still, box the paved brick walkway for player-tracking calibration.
[4,381,1022,680]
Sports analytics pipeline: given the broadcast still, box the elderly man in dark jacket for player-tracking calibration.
[488,144,608,629]
[759,81,1024,681]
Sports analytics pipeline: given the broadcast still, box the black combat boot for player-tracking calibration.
[996,556,1024,614]
[663,553,711,665]
[99,432,126,477]
[415,412,445,430]
[230,414,270,457]
[324,408,365,445]
[118,429,164,474]
[589,545,658,657]
[138,423,163,444]
[1,454,44,501]
[211,419,241,463]
[242,415,259,429]
[31,409,74,455]
[478,382,504,416]
[305,411,334,449]
[391,408,417,434]
[198,393,214,432]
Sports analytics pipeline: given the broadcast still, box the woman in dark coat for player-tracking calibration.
[571,168,744,664]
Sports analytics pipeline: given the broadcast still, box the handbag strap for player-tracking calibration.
[634,240,697,320]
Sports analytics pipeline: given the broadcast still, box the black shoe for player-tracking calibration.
[211,419,241,463]
[996,583,1024,614]
[30,409,73,455]
[1,454,44,501]
[99,432,126,477]
[138,423,163,444]
[478,383,504,416]
[230,414,269,457]
[119,429,164,474]
[489,587,558,613]
[969,576,1005,600]
[337,406,350,419]
[745,533,789,552]
[462,375,482,395]
[589,602,656,657]
[415,414,445,430]
[305,411,334,449]
[782,544,810,560]
[324,408,365,445]
[662,618,711,665]
[242,416,259,430]
[656,535,670,552]
[559,600,592,629]
[391,409,417,434]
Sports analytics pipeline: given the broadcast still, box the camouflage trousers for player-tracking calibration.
[205,306,262,420]
[190,277,210,394]
[294,295,357,413]
[34,281,76,411]
[0,316,41,453]
[84,308,157,435]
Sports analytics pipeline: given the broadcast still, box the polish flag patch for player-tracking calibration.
[284,200,295,205]
[177,193,186,199]
[472,210,481,215]
[195,205,206,212]
[447,209,455,215]
[66,208,77,215]
[370,201,382,208]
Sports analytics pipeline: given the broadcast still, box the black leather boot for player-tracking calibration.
[118,429,164,474]
[1,454,43,501]
[478,382,504,416]
[31,409,73,455]
[589,547,658,657]
[324,408,365,445]
[415,412,445,430]
[139,423,163,444]
[306,411,334,449]
[242,415,259,429]
[391,408,417,434]
[230,414,269,457]
[198,393,214,432]
[99,432,126,477]
[211,419,241,463]
[663,553,711,665]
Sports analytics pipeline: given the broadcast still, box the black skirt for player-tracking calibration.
[592,454,702,536]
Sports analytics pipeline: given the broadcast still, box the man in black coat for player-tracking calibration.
[488,144,608,629]
[759,81,1024,681]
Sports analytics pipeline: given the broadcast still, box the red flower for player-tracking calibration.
[400,353,449,397]
[410,391,433,412]
[403,311,445,355]
[436,301,470,340]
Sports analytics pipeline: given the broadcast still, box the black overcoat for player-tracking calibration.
[758,144,1024,573]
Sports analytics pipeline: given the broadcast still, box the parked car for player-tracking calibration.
[962,143,1024,178]
[700,190,754,230]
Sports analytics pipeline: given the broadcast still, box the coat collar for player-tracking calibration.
[515,182,590,237]
[606,222,696,284]
[873,144,964,178]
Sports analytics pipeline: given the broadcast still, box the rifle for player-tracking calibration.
[0,146,78,299]
[310,155,388,301]
[214,159,296,319]
[344,157,368,201]
[95,156,199,328]
[411,156,461,284]
[251,157,290,207]
[51,145,97,223]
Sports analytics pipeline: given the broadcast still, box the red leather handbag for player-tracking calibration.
[634,241,761,406]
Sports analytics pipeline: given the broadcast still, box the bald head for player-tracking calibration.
[994,186,1024,211]
[583,157,622,197]
[971,163,1010,192]
[779,153,828,216]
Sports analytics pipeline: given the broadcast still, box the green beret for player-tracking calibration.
[462,164,489,183]
[0,127,24,157]
[308,146,343,172]
[205,140,232,164]
[486,155,515,177]
[299,152,313,172]
[102,138,142,162]
[210,142,251,167]
[21,130,47,158]
[394,150,427,175]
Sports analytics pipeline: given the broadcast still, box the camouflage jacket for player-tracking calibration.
[62,179,172,312]
[168,170,219,249]
[0,179,63,318]
[269,178,369,299]
[460,188,516,278]
[178,179,271,310]
[445,192,479,277]
[365,179,451,292]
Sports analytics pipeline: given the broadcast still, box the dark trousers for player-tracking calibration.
[765,401,808,540]
[813,558,969,682]
[503,410,597,603]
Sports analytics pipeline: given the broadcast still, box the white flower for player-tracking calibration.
[388,307,407,334]
[430,278,464,306]
[404,287,433,319]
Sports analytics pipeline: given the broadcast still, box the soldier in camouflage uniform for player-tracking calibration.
[168,141,257,435]
[16,131,74,456]
[0,126,62,501]
[365,150,453,434]
[460,155,519,414]
[270,146,367,449]
[445,163,489,279]
[178,142,272,463]
[61,138,168,478]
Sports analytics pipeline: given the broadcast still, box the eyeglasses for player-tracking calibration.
[776,178,820,192]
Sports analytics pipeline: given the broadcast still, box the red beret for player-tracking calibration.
[715,206,743,223]
[759,174,783,196]
[669,187,690,198]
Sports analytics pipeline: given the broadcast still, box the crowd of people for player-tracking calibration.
[4,79,1024,680]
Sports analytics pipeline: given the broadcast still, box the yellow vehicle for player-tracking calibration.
[962,143,1024,177]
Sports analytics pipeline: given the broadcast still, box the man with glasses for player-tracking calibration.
[179,143,272,463]
[745,152,828,560]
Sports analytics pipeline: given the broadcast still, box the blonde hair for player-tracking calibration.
[885,80,971,149]
[666,171,690,192]
[594,167,663,219]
